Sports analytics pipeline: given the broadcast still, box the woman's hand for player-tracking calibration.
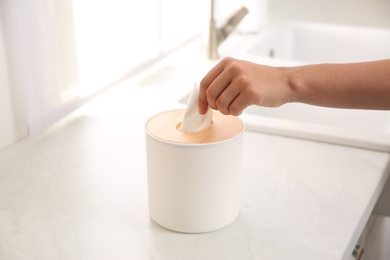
[198,57,293,116]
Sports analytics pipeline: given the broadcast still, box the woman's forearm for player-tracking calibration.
[286,59,390,110]
[199,58,390,116]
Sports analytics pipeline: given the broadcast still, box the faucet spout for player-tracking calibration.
[218,7,249,44]
[206,1,249,60]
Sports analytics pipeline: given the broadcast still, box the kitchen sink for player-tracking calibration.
[244,22,390,63]
[235,22,390,151]
[178,22,390,151]
[240,104,390,152]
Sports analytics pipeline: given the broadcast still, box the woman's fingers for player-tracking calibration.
[199,58,236,114]
[200,57,288,115]
[199,61,225,114]
[214,81,241,115]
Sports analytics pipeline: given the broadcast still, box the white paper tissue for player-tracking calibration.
[179,83,213,133]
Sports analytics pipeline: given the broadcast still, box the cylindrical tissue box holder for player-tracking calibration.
[145,109,244,233]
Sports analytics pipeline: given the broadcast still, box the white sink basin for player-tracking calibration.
[241,104,390,152]
[245,22,390,63]
[237,22,390,151]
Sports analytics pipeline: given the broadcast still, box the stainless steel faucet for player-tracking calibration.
[206,0,249,59]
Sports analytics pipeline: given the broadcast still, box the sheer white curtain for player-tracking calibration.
[0,0,206,139]
[0,16,18,150]
[2,0,86,136]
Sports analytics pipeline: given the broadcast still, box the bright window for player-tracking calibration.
[0,0,208,138]
[72,0,207,96]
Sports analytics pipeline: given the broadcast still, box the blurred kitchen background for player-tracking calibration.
[0,0,209,151]
[0,0,389,151]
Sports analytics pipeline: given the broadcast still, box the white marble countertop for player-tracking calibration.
[0,63,389,259]
[1,1,390,259]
